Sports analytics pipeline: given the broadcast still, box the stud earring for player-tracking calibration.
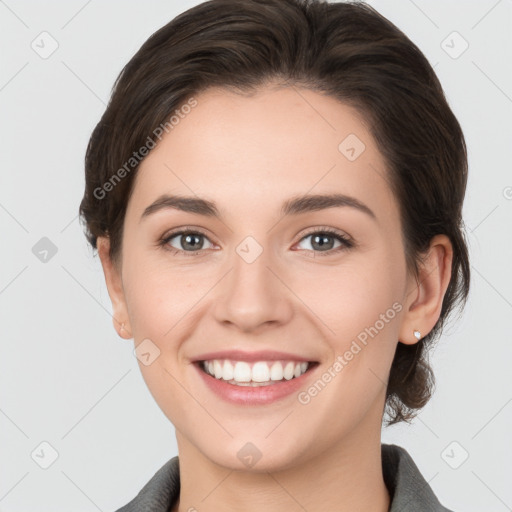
[413,329,421,340]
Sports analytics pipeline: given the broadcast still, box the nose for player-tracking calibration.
[213,239,294,333]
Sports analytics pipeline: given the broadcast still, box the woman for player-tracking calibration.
[79,0,470,510]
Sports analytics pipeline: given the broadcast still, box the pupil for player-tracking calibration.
[313,234,333,250]
[183,234,202,250]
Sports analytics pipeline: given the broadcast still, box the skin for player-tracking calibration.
[97,85,453,512]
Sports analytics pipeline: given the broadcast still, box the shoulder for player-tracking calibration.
[113,455,180,512]
[382,443,454,512]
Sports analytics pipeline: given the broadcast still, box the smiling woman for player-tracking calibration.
[78,1,470,511]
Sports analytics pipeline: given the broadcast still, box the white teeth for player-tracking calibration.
[201,359,311,384]
[251,362,270,382]
[283,362,295,380]
[270,362,284,381]
[233,361,251,382]
[213,360,223,379]
[223,360,234,380]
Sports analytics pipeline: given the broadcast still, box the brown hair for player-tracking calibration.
[79,0,470,425]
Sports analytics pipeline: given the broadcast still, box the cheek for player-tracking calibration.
[296,257,403,339]
[290,265,403,428]
[119,224,204,328]
[293,251,405,395]
[121,259,205,419]
[122,253,217,358]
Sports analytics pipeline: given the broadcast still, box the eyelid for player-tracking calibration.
[295,225,353,244]
[162,225,212,240]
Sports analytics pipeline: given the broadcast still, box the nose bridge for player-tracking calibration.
[213,234,293,331]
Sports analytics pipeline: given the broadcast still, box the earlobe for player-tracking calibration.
[399,234,453,345]
[96,236,132,339]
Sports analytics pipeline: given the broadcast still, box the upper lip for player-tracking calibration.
[192,350,317,363]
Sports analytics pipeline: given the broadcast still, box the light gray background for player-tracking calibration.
[1,0,511,510]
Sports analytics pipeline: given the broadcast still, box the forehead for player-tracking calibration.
[129,85,397,223]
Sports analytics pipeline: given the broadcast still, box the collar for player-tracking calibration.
[115,443,452,511]
[382,444,453,511]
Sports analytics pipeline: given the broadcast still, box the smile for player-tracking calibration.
[201,359,311,386]
[194,359,319,405]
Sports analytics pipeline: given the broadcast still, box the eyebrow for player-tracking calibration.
[140,193,376,222]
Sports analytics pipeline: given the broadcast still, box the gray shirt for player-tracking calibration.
[115,443,453,511]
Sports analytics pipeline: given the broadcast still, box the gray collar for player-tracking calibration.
[115,443,453,511]
[382,444,453,511]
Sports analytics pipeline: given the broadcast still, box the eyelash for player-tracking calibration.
[158,226,355,258]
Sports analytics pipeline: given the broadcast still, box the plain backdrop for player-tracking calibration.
[1,0,511,511]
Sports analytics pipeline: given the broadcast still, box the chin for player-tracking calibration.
[195,433,314,473]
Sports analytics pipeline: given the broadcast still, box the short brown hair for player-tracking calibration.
[79,0,470,425]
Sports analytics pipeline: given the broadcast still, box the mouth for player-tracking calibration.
[196,359,320,387]
[191,349,321,404]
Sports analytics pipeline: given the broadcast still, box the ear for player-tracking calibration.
[399,234,453,345]
[97,236,132,339]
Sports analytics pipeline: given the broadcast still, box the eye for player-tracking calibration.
[295,227,354,256]
[160,228,215,255]
[158,226,354,257]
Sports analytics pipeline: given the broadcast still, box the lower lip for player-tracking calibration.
[194,362,319,405]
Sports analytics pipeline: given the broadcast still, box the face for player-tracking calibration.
[101,85,424,471]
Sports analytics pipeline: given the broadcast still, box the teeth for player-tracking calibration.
[201,359,311,384]
[234,361,252,382]
[252,362,270,382]
[283,362,295,380]
[222,360,234,380]
[270,361,284,381]
[214,360,223,379]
